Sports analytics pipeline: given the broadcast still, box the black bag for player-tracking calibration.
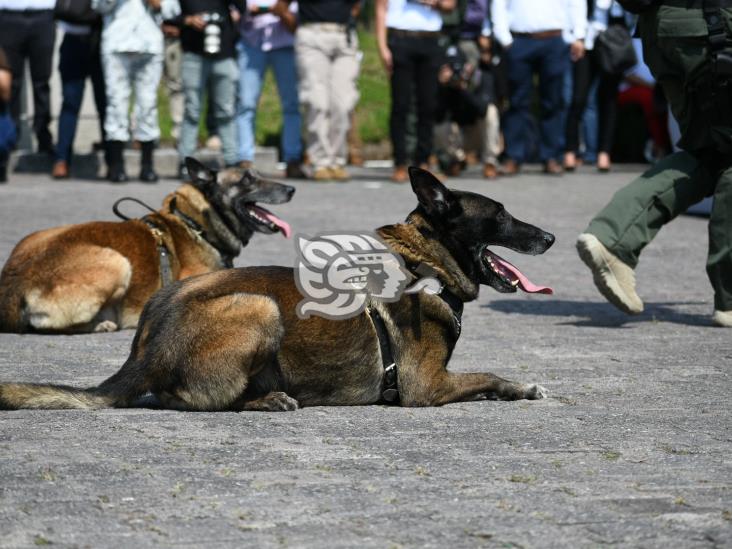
[615,0,657,13]
[595,24,638,75]
[54,0,99,24]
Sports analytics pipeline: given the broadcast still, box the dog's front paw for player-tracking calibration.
[94,320,119,333]
[524,384,548,400]
[242,391,300,412]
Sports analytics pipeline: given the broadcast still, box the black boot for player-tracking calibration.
[106,140,128,183]
[0,160,7,183]
[139,141,158,183]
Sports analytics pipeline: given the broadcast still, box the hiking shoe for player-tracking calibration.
[576,233,644,314]
[712,310,732,327]
[312,167,333,181]
[329,165,350,181]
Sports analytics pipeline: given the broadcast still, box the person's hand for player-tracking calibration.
[570,39,585,61]
[146,0,161,10]
[379,45,393,75]
[271,0,289,17]
[162,22,180,37]
[230,8,241,24]
[184,14,206,31]
[438,65,453,84]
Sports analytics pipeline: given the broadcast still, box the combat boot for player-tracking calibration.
[106,140,128,183]
[139,141,158,183]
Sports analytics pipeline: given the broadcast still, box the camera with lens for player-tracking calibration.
[201,12,223,56]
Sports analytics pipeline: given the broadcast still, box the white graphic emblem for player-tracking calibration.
[295,233,415,319]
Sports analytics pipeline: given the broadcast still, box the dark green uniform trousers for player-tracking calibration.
[586,5,732,311]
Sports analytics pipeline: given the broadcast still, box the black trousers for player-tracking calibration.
[387,31,441,166]
[565,50,623,155]
[0,9,56,148]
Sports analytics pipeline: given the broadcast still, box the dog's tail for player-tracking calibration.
[0,359,148,410]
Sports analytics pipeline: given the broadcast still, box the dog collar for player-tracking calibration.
[169,197,234,268]
[367,307,400,404]
[413,262,464,339]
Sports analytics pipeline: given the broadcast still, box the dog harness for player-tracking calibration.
[111,197,175,287]
[370,263,465,405]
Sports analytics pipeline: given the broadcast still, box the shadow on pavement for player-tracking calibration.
[482,299,711,327]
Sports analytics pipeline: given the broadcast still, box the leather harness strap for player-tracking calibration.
[369,263,465,405]
[142,217,174,288]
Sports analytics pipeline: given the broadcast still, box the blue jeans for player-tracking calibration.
[236,42,301,163]
[56,32,106,162]
[503,35,569,164]
[178,52,239,166]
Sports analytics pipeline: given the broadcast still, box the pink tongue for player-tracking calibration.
[252,205,292,238]
[489,251,553,295]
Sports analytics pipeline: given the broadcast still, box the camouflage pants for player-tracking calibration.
[587,6,732,311]
[102,51,162,142]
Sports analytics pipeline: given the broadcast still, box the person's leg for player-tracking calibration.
[388,33,416,172]
[209,57,239,167]
[0,11,27,129]
[596,71,622,170]
[89,31,107,144]
[537,36,569,165]
[413,36,440,167]
[295,26,333,174]
[177,52,207,167]
[329,30,360,173]
[55,34,88,166]
[482,103,501,169]
[26,10,55,152]
[132,53,163,181]
[502,36,535,166]
[236,41,266,164]
[708,167,732,314]
[565,55,591,161]
[163,37,184,141]
[271,46,302,164]
[102,52,132,181]
[587,151,717,267]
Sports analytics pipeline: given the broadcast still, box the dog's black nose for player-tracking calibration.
[544,233,555,247]
[286,186,296,198]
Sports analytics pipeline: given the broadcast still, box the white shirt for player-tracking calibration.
[491,0,587,47]
[0,0,55,8]
[386,0,443,32]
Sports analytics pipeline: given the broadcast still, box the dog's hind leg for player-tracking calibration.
[24,245,131,333]
[152,294,291,412]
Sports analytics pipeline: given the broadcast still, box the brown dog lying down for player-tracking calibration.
[0,167,555,410]
[0,158,294,334]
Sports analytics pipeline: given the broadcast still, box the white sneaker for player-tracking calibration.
[576,233,644,315]
[712,310,732,327]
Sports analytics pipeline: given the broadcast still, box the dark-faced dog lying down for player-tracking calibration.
[0,167,555,410]
[0,158,294,334]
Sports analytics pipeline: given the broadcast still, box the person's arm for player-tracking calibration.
[91,0,120,15]
[375,0,392,75]
[0,68,11,104]
[568,0,586,61]
[271,0,297,33]
[490,0,511,48]
[160,0,181,20]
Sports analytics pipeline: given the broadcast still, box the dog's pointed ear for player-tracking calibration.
[409,166,457,217]
[185,157,217,192]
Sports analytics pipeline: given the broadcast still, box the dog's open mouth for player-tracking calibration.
[482,248,553,294]
[243,204,292,238]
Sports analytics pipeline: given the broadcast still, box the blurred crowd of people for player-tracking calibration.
[0,0,670,184]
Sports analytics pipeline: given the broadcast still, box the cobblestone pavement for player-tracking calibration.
[0,166,730,548]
